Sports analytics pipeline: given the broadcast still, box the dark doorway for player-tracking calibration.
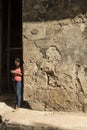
[1,0,22,93]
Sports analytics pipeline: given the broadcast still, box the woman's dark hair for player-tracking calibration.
[15,58,20,63]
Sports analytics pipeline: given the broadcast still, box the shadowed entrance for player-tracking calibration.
[1,0,22,93]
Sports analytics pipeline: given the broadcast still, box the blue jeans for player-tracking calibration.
[14,81,22,107]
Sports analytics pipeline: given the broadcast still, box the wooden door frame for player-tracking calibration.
[0,0,2,93]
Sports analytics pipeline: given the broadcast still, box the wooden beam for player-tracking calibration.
[0,0,2,93]
[10,47,22,51]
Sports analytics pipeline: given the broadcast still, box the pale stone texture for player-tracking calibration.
[0,102,13,115]
[1,103,87,130]
[23,0,87,111]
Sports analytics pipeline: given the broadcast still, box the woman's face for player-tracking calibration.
[15,61,20,67]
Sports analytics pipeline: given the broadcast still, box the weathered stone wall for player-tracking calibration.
[23,0,87,111]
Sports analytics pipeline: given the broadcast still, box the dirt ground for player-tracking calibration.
[0,94,87,130]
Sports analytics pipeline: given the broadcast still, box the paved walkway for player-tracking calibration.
[0,102,87,130]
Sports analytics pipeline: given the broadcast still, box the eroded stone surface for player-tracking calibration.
[23,0,87,111]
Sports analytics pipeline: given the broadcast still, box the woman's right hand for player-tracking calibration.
[10,70,15,73]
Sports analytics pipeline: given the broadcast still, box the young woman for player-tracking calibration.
[10,58,22,111]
